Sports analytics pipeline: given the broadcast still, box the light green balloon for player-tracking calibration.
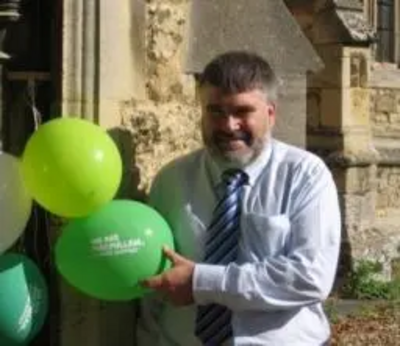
[21,117,122,218]
[0,253,48,346]
[55,200,175,301]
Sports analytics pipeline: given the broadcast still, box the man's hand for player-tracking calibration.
[141,246,195,306]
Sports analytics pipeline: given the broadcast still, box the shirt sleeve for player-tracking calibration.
[192,161,341,311]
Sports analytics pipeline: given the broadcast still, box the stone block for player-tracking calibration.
[374,144,400,165]
[389,113,400,125]
[370,68,400,89]
[341,192,376,229]
[346,87,370,127]
[397,91,400,113]
[375,90,397,114]
[345,166,376,194]
[320,88,343,128]
[342,46,371,59]
[343,128,372,152]
[372,113,389,125]
[376,167,400,210]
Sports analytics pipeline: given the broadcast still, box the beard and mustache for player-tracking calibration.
[213,131,251,144]
[202,129,269,168]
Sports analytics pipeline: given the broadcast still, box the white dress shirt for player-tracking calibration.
[136,140,341,346]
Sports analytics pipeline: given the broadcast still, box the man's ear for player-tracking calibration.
[266,102,276,127]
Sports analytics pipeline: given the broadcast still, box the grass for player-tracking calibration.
[339,260,400,301]
[326,259,400,345]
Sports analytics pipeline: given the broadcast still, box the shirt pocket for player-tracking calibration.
[239,213,291,261]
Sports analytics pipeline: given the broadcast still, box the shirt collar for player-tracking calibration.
[205,140,273,188]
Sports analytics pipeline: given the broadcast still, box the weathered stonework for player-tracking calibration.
[376,167,400,211]
[295,0,400,282]
[121,100,201,193]
[371,88,400,137]
[146,1,190,103]
[121,0,201,194]
[367,69,400,278]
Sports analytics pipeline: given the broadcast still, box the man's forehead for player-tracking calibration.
[200,85,267,102]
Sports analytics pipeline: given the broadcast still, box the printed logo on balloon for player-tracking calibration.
[55,200,175,301]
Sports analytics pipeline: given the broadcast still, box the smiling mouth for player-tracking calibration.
[217,138,246,151]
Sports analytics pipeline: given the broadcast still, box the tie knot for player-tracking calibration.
[221,169,248,188]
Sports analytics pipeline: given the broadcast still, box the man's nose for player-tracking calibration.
[220,115,240,132]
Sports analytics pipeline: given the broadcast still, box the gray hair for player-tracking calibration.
[199,51,279,103]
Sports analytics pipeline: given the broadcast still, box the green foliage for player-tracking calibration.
[324,299,340,324]
[340,260,400,301]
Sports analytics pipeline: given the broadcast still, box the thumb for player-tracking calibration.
[162,246,186,264]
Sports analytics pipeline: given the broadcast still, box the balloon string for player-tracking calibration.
[26,79,42,130]
[24,79,50,263]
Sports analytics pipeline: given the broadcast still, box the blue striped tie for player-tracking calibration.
[195,169,248,345]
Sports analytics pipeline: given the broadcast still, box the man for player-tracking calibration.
[136,51,341,345]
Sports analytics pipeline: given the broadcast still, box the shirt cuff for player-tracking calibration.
[192,264,226,305]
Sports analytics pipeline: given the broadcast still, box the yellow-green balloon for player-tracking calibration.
[21,117,122,218]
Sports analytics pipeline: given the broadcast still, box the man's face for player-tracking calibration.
[200,85,276,167]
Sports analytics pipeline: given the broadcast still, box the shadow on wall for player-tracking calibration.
[107,127,147,203]
[332,187,354,295]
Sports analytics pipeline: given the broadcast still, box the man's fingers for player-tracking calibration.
[163,246,186,264]
[141,274,164,289]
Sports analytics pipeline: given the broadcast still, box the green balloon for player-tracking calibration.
[0,253,48,346]
[21,117,122,218]
[55,200,175,301]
